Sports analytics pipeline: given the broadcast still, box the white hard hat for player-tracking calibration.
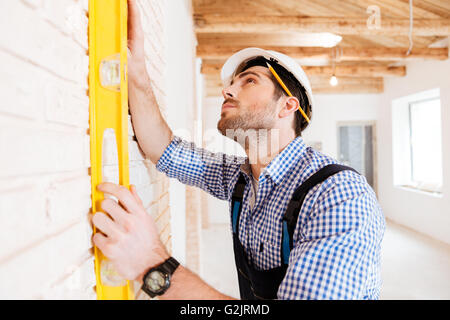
[220,47,314,108]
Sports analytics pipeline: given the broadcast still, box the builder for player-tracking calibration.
[92,0,385,300]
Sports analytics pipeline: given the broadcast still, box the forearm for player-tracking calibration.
[157,265,237,300]
[128,70,173,164]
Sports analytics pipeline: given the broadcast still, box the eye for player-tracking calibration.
[246,77,256,84]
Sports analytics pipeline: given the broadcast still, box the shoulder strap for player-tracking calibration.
[281,164,359,265]
[231,173,247,234]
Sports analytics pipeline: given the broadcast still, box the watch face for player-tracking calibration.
[145,270,169,293]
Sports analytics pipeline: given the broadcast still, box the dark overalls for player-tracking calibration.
[231,164,358,300]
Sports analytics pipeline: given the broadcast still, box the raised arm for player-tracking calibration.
[127,0,244,201]
[127,0,173,164]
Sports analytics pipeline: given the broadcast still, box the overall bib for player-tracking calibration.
[231,164,358,300]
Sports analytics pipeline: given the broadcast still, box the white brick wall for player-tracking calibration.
[0,0,173,299]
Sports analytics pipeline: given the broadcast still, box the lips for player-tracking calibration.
[222,103,237,111]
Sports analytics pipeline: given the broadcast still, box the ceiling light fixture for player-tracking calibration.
[330,75,338,86]
[329,47,341,87]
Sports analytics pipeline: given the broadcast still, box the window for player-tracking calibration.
[392,89,443,195]
[409,98,443,189]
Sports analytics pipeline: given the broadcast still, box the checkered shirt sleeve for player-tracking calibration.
[156,136,244,201]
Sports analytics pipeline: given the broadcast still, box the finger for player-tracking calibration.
[130,184,144,206]
[100,198,130,229]
[97,182,141,214]
[92,233,114,257]
[92,212,122,240]
[127,0,139,22]
[127,0,143,38]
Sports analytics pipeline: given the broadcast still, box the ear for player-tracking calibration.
[278,96,299,119]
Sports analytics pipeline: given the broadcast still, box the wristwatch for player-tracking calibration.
[141,257,180,298]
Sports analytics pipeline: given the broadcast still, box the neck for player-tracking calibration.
[242,129,297,180]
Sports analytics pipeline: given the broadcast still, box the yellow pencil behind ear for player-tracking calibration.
[266,62,310,123]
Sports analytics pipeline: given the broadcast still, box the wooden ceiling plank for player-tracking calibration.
[201,61,406,77]
[412,0,450,18]
[204,73,384,94]
[194,15,450,36]
[194,0,449,18]
[205,80,384,95]
[197,45,449,61]
[197,33,441,49]
[343,0,442,19]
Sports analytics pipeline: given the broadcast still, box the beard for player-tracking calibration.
[217,100,278,136]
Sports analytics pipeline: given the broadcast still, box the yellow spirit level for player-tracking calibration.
[88,0,134,300]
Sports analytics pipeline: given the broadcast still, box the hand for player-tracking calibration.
[127,0,147,83]
[92,183,169,282]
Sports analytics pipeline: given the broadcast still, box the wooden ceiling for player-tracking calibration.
[193,0,450,95]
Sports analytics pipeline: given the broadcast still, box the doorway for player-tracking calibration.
[337,122,377,195]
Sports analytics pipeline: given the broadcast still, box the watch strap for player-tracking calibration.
[160,257,180,275]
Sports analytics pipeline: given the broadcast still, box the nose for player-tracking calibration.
[222,84,235,99]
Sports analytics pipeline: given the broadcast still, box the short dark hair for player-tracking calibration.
[238,56,312,136]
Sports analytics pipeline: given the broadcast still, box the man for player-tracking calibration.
[92,0,385,300]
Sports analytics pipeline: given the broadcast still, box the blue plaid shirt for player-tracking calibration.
[156,135,385,300]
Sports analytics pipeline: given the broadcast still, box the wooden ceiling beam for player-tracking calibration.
[197,45,449,61]
[201,61,406,77]
[203,74,384,95]
[194,15,450,36]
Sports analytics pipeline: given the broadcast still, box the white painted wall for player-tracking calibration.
[377,58,450,245]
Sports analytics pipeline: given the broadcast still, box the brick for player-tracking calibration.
[45,175,92,229]
[0,1,88,84]
[44,79,89,128]
[0,218,92,299]
[0,49,87,124]
[159,222,171,246]
[0,173,91,259]
[0,51,44,120]
[146,199,159,217]
[0,124,87,177]
[137,183,155,209]
[21,0,44,9]
[0,185,46,259]
[39,0,89,49]
[130,162,153,187]
[162,176,170,193]
[155,206,171,233]
[141,160,158,181]
[42,256,96,300]
[158,191,170,216]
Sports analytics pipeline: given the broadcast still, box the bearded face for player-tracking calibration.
[217,65,284,147]
[217,97,279,136]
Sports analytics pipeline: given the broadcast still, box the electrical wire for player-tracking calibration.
[406,0,414,56]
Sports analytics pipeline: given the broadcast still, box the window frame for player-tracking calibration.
[392,88,443,196]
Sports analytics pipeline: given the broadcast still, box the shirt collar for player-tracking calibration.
[240,136,307,185]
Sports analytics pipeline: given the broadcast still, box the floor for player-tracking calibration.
[200,219,450,300]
